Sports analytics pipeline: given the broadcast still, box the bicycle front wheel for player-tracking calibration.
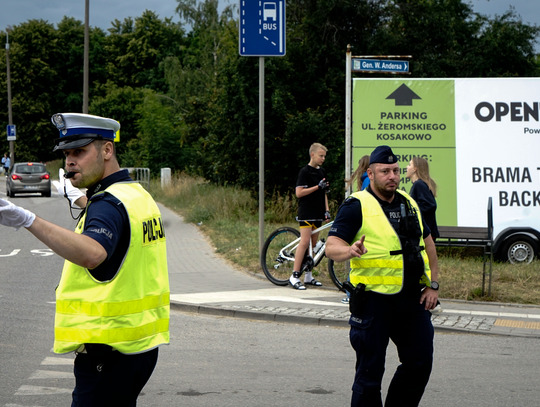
[328,259,350,292]
[261,227,300,286]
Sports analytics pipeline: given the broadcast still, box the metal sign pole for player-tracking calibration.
[6,27,14,167]
[83,0,89,113]
[259,57,265,255]
[345,45,352,198]
[239,0,286,258]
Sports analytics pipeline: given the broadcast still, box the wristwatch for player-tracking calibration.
[430,281,439,290]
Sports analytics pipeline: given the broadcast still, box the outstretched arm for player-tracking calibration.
[0,198,106,269]
[27,217,107,269]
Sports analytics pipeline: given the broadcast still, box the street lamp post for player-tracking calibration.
[5,26,14,170]
[83,0,89,114]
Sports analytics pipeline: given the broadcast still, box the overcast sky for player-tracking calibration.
[0,0,538,51]
[0,0,182,31]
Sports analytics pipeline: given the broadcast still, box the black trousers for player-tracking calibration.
[71,346,159,407]
[349,292,434,407]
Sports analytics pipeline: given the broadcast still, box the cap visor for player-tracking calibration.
[53,137,96,152]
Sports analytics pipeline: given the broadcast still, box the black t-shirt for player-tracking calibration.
[296,164,327,221]
[329,186,430,294]
[409,179,439,239]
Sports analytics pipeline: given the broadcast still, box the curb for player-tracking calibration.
[170,301,536,337]
[171,301,350,328]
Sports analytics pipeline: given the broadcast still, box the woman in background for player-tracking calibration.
[406,156,439,240]
[406,156,442,313]
[345,155,370,193]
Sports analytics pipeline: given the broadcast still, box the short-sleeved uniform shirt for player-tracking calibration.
[296,164,327,222]
[82,170,131,282]
[329,186,431,295]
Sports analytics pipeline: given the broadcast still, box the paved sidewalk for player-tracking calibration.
[160,204,540,339]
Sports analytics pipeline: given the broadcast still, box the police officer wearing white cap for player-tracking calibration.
[0,113,170,406]
[326,145,439,407]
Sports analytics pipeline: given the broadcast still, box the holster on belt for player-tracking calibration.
[343,281,367,315]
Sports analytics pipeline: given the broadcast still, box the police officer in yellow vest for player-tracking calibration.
[0,113,170,407]
[326,145,439,407]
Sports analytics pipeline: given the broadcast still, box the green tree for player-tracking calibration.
[190,0,390,196]
[157,0,240,179]
[130,92,191,174]
[55,17,109,112]
[474,9,540,76]
[0,20,62,162]
[162,0,238,111]
[383,0,540,77]
[104,11,186,93]
[89,84,148,161]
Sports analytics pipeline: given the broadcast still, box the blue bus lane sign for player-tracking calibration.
[239,0,286,56]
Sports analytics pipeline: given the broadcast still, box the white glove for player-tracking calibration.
[0,198,36,230]
[52,168,85,206]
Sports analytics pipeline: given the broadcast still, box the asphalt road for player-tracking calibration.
[1,193,540,406]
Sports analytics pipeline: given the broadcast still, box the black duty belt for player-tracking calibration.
[78,343,116,355]
[389,246,424,256]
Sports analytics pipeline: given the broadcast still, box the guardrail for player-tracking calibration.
[123,167,150,189]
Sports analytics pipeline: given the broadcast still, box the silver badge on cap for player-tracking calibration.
[51,114,66,130]
[388,155,394,163]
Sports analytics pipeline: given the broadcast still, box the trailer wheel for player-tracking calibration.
[500,236,538,264]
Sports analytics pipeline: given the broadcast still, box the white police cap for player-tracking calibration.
[51,113,120,151]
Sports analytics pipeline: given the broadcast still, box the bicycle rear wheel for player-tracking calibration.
[328,259,350,292]
[261,227,300,286]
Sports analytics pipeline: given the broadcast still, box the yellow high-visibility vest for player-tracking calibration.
[349,190,431,294]
[54,182,170,354]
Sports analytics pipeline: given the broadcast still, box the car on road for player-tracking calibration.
[6,162,51,197]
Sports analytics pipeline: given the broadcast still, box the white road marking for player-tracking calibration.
[171,288,348,307]
[14,385,72,396]
[29,370,72,380]
[41,356,73,365]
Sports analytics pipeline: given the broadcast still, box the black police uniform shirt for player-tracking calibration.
[409,179,439,239]
[328,186,431,295]
[81,170,131,282]
[296,164,327,221]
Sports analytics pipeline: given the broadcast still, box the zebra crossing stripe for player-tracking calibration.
[14,385,72,396]
[41,356,73,365]
[28,370,73,379]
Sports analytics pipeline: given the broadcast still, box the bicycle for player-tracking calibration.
[260,221,350,291]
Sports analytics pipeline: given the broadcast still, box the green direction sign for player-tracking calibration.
[352,79,457,226]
